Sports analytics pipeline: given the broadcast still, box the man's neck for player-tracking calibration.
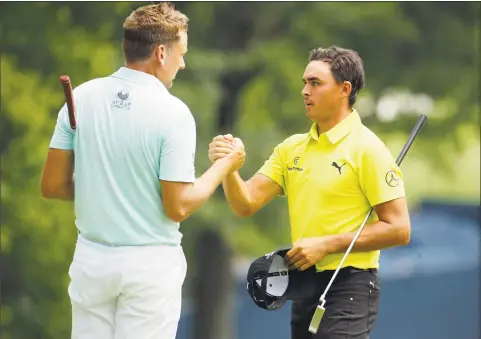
[125,62,170,88]
[316,107,352,135]
[125,61,155,77]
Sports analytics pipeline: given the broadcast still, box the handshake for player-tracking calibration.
[208,134,246,173]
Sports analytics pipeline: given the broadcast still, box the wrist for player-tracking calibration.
[227,169,238,176]
[216,156,233,165]
[322,234,344,254]
[215,156,236,174]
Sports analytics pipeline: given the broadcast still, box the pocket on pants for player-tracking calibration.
[68,246,120,307]
[116,246,187,326]
[68,258,102,306]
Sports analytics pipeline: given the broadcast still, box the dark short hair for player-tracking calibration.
[122,2,189,63]
[308,46,365,107]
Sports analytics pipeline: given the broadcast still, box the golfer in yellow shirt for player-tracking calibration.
[209,46,411,339]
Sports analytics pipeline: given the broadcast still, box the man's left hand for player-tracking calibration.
[285,237,333,271]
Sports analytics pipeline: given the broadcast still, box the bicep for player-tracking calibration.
[247,173,283,212]
[373,197,410,227]
[159,180,190,203]
[159,180,192,222]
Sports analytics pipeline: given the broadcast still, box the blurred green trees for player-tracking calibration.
[1,2,479,338]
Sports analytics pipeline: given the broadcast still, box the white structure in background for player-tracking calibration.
[356,90,434,122]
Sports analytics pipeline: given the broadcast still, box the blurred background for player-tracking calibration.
[1,1,479,339]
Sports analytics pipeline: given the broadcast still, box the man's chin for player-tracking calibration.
[306,109,316,120]
[168,76,177,88]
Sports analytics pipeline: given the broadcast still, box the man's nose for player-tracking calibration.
[301,85,309,97]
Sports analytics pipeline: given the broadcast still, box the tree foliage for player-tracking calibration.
[1,2,479,338]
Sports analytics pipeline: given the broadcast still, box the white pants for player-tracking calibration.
[68,235,187,339]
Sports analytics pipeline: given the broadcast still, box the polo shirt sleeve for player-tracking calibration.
[49,104,74,150]
[359,140,406,207]
[257,143,286,195]
[158,103,196,183]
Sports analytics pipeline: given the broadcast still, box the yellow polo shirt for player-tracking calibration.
[257,110,406,271]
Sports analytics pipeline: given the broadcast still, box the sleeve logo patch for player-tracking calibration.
[385,170,400,187]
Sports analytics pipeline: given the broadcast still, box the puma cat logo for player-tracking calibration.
[331,161,346,174]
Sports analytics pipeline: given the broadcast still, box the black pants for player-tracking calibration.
[291,267,381,339]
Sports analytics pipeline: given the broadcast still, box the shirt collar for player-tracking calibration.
[109,67,168,94]
[309,110,362,144]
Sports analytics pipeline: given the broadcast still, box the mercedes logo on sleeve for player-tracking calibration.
[385,170,400,187]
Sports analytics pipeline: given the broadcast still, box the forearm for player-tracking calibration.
[59,181,75,201]
[42,179,75,201]
[222,171,253,217]
[181,158,233,217]
[327,220,410,254]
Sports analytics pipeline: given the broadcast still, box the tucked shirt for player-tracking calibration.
[258,110,406,271]
[50,67,196,246]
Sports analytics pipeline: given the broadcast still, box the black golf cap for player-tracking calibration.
[246,248,319,311]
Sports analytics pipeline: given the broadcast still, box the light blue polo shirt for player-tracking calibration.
[49,67,196,246]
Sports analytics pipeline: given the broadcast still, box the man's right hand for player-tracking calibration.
[208,134,245,172]
[208,134,234,163]
[208,134,282,218]
[225,137,245,172]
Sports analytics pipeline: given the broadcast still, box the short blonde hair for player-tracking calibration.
[122,2,189,63]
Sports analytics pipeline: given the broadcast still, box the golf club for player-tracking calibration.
[308,114,428,334]
[59,75,76,130]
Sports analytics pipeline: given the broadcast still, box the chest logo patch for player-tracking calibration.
[331,161,346,174]
[288,156,303,172]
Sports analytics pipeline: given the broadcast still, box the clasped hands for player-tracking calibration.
[208,134,245,172]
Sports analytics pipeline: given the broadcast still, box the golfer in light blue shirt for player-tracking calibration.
[41,3,245,339]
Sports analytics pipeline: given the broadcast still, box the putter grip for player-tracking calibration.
[60,75,76,129]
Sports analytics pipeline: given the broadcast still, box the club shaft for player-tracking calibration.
[319,114,427,301]
[395,115,427,166]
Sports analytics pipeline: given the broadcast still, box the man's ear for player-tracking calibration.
[341,81,352,99]
[155,45,166,65]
